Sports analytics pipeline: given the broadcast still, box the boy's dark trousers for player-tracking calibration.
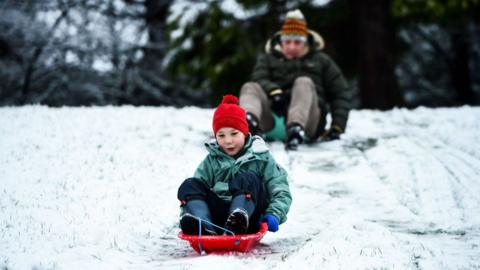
[177,172,268,233]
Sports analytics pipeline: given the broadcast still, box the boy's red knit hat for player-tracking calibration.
[212,95,249,136]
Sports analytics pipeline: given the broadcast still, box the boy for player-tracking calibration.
[177,95,292,235]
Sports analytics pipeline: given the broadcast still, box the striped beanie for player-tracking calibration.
[280,9,308,42]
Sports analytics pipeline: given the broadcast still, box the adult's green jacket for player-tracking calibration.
[251,30,351,132]
[193,135,292,224]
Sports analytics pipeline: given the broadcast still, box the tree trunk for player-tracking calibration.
[143,0,173,68]
[449,27,474,105]
[130,0,174,105]
[350,0,402,109]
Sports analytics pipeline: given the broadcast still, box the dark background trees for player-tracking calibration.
[349,0,402,109]
[393,0,480,107]
[1,0,479,109]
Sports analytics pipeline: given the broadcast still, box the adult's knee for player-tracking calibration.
[240,82,262,95]
[294,76,314,86]
[292,76,316,95]
[177,178,210,201]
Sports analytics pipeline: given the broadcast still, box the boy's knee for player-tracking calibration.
[238,171,261,181]
[229,172,262,195]
[177,178,209,201]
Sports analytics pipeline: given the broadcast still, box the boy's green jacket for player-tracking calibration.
[193,135,292,224]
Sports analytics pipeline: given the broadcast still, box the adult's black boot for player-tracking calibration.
[246,113,265,139]
[286,123,305,150]
[225,194,255,235]
[180,199,217,235]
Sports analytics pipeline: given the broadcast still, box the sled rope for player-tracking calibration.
[194,217,235,255]
[194,217,235,235]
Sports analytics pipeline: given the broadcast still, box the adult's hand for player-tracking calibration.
[322,125,343,141]
[269,89,288,114]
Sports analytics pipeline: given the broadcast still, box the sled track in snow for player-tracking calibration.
[266,117,480,269]
[349,133,480,269]
[409,134,480,205]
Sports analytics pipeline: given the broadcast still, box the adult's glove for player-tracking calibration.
[321,125,343,141]
[260,214,279,232]
[269,89,288,115]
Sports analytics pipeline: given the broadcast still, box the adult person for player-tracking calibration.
[239,9,351,150]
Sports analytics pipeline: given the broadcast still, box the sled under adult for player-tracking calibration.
[178,222,268,255]
[263,113,311,143]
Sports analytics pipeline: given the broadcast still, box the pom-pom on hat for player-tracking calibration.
[280,9,308,42]
[212,95,249,137]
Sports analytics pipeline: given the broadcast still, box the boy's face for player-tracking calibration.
[215,127,246,156]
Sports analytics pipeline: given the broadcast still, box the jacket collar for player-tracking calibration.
[204,135,269,160]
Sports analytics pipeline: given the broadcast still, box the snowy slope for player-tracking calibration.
[1,106,479,270]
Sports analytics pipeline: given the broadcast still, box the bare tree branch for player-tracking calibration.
[22,3,70,102]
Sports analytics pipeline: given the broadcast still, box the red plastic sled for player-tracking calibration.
[178,222,268,255]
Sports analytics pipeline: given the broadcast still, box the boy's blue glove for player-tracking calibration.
[260,214,279,232]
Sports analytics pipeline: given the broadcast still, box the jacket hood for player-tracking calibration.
[264,30,325,55]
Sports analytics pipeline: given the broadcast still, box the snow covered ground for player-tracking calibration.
[1,106,479,270]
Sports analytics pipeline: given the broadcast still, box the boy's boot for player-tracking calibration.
[225,194,255,235]
[286,123,305,150]
[180,199,217,235]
